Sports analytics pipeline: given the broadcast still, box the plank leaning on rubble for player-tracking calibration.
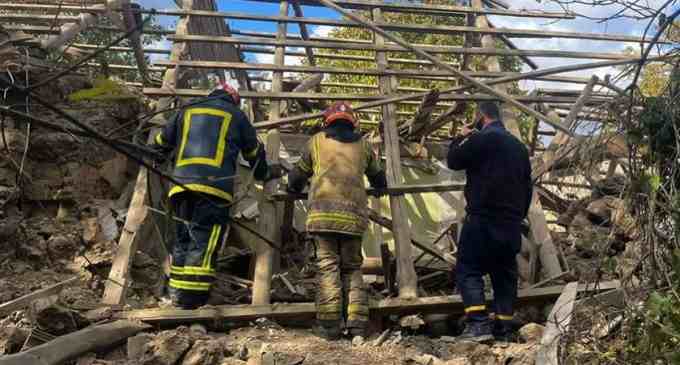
[535,282,579,365]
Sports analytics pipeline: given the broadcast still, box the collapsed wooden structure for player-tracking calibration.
[2,0,649,329]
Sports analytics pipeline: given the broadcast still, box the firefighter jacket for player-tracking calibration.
[153,96,268,202]
[289,125,386,236]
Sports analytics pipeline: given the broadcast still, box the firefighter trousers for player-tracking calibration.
[315,233,368,329]
[456,214,521,324]
[169,192,229,309]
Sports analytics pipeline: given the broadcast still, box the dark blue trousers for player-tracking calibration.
[169,192,229,309]
[456,214,521,322]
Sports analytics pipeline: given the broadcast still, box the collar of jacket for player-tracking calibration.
[324,123,362,143]
[482,120,505,132]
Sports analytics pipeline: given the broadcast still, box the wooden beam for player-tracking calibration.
[252,131,282,305]
[251,55,667,129]
[0,1,576,19]
[167,34,637,60]
[0,277,79,317]
[120,0,149,84]
[291,0,316,66]
[143,87,611,104]
[373,6,417,299]
[252,1,287,305]
[0,320,151,365]
[115,281,619,325]
[536,282,578,365]
[245,0,574,18]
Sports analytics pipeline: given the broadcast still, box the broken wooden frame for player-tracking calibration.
[1,0,656,307]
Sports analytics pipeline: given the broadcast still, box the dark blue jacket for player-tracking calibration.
[154,96,267,202]
[447,121,532,222]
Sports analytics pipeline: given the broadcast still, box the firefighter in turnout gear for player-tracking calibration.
[287,101,387,340]
[153,82,279,309]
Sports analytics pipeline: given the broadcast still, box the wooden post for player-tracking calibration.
[372,7,417,298]
[101,0,193,305]
[252,1,287,305]
[252,130,282,305]
[536,282,578,364]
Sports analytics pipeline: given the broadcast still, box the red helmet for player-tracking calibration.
[322,101,358,129]
[211,81,240,105]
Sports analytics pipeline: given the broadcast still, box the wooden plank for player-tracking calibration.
[536,282,579,365]
[155,11,661,43]
[271,183,464,200]
[143,87,610,104]
[0,320,151,365]
[167,34,637,60]
[373,6,417,299]
[115,281,619,325]
[0,1,576,19]
[252,130,283,305]
[0,277,79,317]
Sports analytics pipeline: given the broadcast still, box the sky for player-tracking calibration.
[140,0,679,103]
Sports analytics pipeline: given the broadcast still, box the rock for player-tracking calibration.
[128,333,154,360]
[100,154,129,195]
[445,340,480,354]
[182,339,226,365]
[189,324,208,337]
[518,323,544,343]
[400,314,425,330]
[0,326,28,354]
[352,335,365,347]
[46,234,77,261]
[237,344,249,360]
[30,298,90,336]
[81,217,101,244]
[139,328,193,365]
[221,359,248,365]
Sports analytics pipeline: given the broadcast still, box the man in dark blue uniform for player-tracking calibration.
[153,83,278,309]
[447,102,533,342]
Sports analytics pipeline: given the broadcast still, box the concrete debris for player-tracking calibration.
[400,314,426,330]
[182,338,228,365]
[518,323,545,343]
[137,327,193,365]
[352,335,365,347]
[127,333,154,360]
[30,299,90,336]
[0,326,28,355]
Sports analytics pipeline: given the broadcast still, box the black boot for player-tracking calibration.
[346,320,367,338]
[492,320,516,342]
[457,319,494,343]
[315,320,342,341]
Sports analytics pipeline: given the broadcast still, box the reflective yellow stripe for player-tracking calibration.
[497,314,514,321]
[347,303,369,315]
[169,278,211,291]
[297,158,312,173]
[170,266,185,274]
[176,108,232,168]
[308,212,360,224]
[155,132,165,146]
[464,305,487,313]
[244,142,260,159]
[182,266,216,276]
[169,184,233,202]
[202,225,221,269]
[317,303,342,313]
[313,134,321,175]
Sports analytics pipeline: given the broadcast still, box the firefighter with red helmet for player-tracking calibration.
[153,82,280,309]
[287,101,387,339]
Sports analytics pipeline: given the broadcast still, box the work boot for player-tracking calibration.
[457,319,494,343]
[492,320,517,342]
[314,320,342,341]
[346,320,368,338]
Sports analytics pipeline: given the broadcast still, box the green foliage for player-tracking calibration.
[68,77,136,102]
[49,14,164,83]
